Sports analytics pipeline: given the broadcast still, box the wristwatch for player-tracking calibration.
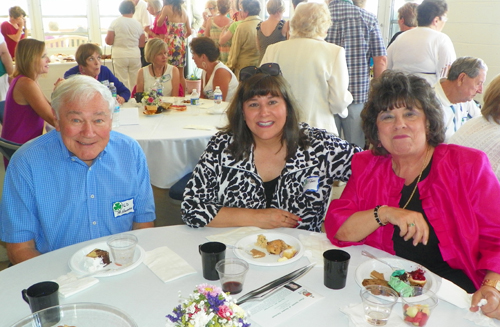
[482,279,500,291]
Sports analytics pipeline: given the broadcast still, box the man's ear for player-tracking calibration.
[52,109,60,131]
[457,72,467,86]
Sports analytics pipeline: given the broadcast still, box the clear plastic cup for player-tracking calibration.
[401,287,438,327]
[215,258,249,295]
[360,285,399,326]
[107,234,138,267]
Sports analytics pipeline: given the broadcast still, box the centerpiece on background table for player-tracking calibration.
[141,78,172,114]
[166,284,251,327]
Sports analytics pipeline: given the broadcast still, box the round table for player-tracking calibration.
[114,100,227,188]
[0,226,479,326]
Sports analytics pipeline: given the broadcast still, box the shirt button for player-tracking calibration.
[92,221,97,225]
[90,194,95,198]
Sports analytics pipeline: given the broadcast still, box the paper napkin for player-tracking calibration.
[206,227,262,245]
[183,124,214,130]
[54,272,99,298]
[298,232,339,267]
[437,277,500,326]
[340,302,406,327]
[144,246,196,283]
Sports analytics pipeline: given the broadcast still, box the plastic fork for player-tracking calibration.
[361,250,402,271]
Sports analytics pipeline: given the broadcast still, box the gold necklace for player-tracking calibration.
[401,147,431,209]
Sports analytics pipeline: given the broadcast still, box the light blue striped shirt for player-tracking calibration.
[0,130,155,254]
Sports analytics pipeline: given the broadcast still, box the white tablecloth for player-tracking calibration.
[114,101,227,188]
[0,226,482,327]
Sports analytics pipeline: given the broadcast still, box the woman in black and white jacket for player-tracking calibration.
[181,63,361,232]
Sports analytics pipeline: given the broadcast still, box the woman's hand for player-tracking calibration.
[254,209,301,229]
[116,95,125,105]
[379,206,429,246]
[471,272,500,319]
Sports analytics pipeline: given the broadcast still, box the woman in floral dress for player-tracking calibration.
[158,0,192,91]
[205,0,232,63]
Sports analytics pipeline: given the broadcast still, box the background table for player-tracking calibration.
[0,226,481,326]
[115,101,227,188]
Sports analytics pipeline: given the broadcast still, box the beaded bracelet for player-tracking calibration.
[374,205,386,226]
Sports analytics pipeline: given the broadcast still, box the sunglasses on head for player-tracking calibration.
[239,63,281,82]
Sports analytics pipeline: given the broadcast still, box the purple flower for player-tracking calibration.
[166,305,183,322]
[206,292,225,312]
[239,317,251,327]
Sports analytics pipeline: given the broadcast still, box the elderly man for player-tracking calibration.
[326,0,387,148]
[0,75,155,265]
[434,56,487,141]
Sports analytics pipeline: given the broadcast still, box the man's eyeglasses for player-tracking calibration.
[239,63,281,82]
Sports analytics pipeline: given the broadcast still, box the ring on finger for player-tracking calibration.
[407,222,416,228]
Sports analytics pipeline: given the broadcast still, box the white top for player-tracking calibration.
[132,0,152,27]
[433,80,481,141]
[261,38,352,136]
[387,27,456,86]
[448,116,500,180]
[108,16,144,58]
[201,62,238,103]
[142,64,175,96]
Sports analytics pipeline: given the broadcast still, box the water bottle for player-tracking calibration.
[213,86,222,107]
[109,82,117,98]
[101,80,110,88]
[112,99,120,129]
[190,89,200,106]
[154,78,163,97]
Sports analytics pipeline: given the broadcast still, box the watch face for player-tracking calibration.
[484,279,500,291]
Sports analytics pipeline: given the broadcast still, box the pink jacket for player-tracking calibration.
[325,144,500,289]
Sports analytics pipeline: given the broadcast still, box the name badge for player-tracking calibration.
[303,176,319,193]
[113,198,135,217]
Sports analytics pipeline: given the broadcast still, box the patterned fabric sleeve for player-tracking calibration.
[181,134,225,228]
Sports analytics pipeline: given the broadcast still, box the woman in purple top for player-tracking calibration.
[1,39,55,165]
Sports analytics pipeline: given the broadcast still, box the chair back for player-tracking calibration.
[0,100,5,125]
[0,137,22,161]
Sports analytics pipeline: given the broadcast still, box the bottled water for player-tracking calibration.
[213,86,222,106]
[190,89,200,106]
[112,99,120,129]
[109,82,117,98]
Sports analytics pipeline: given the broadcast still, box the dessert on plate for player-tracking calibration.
[84,248,111,272]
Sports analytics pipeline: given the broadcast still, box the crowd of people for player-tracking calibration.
[1,0,500,319]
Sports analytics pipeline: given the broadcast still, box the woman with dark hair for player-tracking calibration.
[1,39,55,156]
[157,0,192,91]
[181,63,361,232]
[105,0,146,91]
[190,36,237,101]
[64,43,130,104]
[226,0,261,78]
[325,70,500,317]
[387,0,456,86]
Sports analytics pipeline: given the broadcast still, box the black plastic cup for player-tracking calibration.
[323,249,351,289]
[22,281,60,326]
[199,242,226,280]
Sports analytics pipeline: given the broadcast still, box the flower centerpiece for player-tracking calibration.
[166,284,251,327]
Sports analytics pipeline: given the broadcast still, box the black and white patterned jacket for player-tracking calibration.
[181,124,362,232]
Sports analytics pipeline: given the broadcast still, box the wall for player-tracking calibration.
[443,0,500,101]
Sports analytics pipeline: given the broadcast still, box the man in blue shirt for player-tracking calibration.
[0,75,155,264]
[326,0,387,148]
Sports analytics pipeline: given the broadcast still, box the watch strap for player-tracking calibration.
[482,279,500,291]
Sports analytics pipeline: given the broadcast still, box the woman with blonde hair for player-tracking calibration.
[256,0,287,62]
[1,39,55,165]
[158,0,192,91]
[205,0,232,63]
[261,2,352,135]
[136,38,180,96]
[198,0,218,36]
[449,73,500,180]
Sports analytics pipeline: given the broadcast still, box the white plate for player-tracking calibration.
[233,232,304,266]
[355,257,438,296]
[69,241,145,277]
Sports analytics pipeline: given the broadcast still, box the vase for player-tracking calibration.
[185,79,201,95]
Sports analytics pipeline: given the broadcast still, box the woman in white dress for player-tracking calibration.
[136,38,180,96]
[190,36,238,102]
[105,0,146,91]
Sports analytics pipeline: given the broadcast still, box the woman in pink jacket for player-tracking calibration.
[325,70,500,319]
